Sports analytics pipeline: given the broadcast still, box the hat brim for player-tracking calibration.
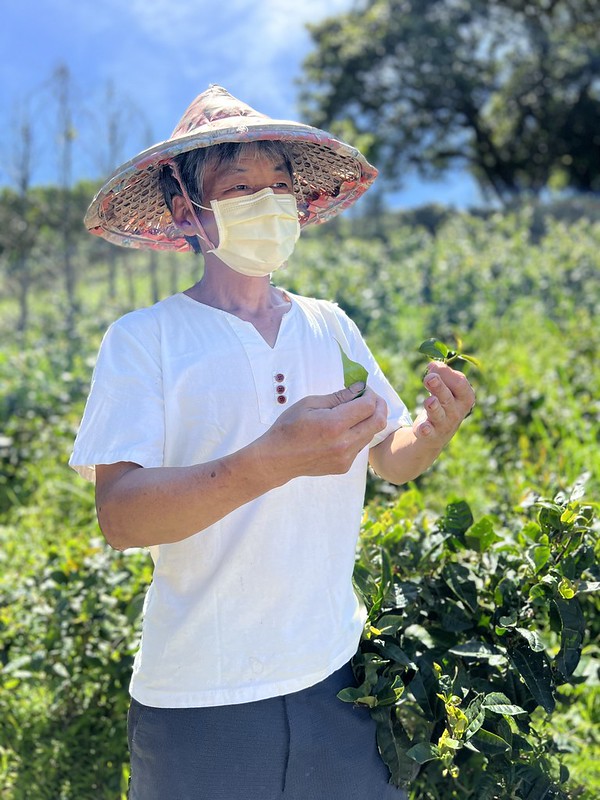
[84,118,378,252]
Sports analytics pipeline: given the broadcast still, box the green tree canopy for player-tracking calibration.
[300,0,600,202]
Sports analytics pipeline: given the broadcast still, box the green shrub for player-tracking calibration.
[0,202,598,798]
[0,540,151,799]
[341,478,599,798]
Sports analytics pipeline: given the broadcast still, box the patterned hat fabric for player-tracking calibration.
[84,85,378,252]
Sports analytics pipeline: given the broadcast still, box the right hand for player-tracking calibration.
[256,383,388,484]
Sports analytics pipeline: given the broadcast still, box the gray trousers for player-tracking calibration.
[127,661,407,800]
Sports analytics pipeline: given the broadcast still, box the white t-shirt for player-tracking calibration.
[70,291,411,707]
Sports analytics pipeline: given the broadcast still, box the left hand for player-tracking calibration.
[413,361,475,444]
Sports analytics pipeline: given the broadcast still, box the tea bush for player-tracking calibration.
[342,480,599,798]
[0,539,151,799]
[0,202,598,798]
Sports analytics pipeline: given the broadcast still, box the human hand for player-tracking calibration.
[413,362,475,445]
[257,383,388,484]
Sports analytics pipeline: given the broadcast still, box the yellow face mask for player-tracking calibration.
[200,188,301,277]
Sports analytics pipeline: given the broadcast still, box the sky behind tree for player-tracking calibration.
[0,0,480,208]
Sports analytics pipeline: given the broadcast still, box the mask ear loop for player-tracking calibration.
[168,161,214,247]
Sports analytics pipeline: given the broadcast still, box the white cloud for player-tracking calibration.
[1,0,359,183]
[119,0,355,119]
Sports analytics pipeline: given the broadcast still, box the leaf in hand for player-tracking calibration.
[418,337,481,370]
[336,340,368,396]
[418,338,451,361]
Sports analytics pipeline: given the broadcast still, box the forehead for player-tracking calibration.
[210,152,289,176]
[202,148,292,194]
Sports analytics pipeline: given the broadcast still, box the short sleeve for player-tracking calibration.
[322,302,413,446]
[69,310,165,482]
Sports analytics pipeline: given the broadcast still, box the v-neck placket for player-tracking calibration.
[224,301,297,427]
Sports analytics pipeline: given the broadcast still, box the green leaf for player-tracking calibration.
[448,640,502,660]
[558,577,575,599]
[469,728,512,755]
[522,772,554,800]
[125,592,146,624]
[528,544,551,573]
[372,639,415,668]
[418,338,450,360]
[464,695,486,739]
[374,674,405,706]
[371,707,420,788]
[465,516,502,552]
[512,734,534,752]
[553,597,585,681]
[575,580,600,594]
[482,693,527,715]
[458,353,482,368]
[440,736,462,750]
[439,599,473,632]
[405,742,439,764]
[336,340,368,394]
[407,659,440,718]
[440,501,474,536]
[337,687,378,707]
[336,686,367,704]
[508,641,555,713]
[2,654,33,674]
[376,614,405,635]
[515,628,545,652]
[52,662,70,679]
[442,562,478,611]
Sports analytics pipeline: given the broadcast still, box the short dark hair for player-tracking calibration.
[159,140,294,252]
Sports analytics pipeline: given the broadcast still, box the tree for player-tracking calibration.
[3,110,35,333]
[54,64,79,330]
[85,80,149,300]
[299,0,600,203]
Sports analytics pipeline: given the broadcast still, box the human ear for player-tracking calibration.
[171,195,197,230]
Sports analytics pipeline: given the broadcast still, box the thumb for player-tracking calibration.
[320,381,367,409]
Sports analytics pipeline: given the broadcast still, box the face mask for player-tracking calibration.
[198,188,301,277]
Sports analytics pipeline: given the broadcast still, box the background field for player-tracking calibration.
[0,195,598,798]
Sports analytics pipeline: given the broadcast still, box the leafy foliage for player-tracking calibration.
[0,539,151,799]
[343,481,599,797]
[300,0,600,200]
[0,198,598,798]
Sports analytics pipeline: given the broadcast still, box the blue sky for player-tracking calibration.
[0,0,481,209]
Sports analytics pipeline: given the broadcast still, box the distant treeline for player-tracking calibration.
[1,177,599,335]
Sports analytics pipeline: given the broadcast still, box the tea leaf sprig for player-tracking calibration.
[418,337,481,370]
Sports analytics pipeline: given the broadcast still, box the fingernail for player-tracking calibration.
[350,381,366,395]
[425,374,440,389]
[421,423,433,436]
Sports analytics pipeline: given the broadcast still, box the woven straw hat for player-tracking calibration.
[84,85,378,252]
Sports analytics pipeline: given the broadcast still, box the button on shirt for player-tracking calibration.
[70,291,412,708]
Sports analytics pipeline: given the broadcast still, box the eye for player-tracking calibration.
[272,181,292,191]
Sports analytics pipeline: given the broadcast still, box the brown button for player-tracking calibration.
[277,395,287,404]
[274,373,285,382]
[275,384,286,394]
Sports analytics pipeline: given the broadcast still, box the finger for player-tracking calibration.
[411,408,432,439]
[423,370,455,410]
[427,362,475,409]
[349,394,388,435]
[332,387,382,428]
[309,382,367,410]
[423,393,446,422]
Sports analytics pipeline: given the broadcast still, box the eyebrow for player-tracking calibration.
[227,162,289,174]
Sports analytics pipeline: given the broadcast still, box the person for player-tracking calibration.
[70,85,475,800]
